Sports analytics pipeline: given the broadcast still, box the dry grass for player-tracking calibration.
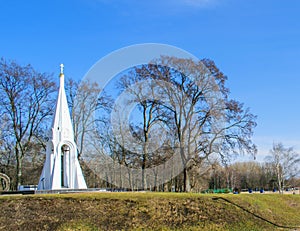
[0,192,299,230]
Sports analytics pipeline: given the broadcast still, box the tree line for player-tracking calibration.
[0,57,299,193]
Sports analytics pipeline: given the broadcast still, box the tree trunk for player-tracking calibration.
[142,161,146,190]
[276,164,283,194]
[15,147,22,190]
[183,168,191,192]
[142,139,149,190]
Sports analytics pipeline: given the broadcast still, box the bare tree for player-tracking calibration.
[116,66,170,190]
[65,79,105,159]
[151,57,257,192]
[266,142,300,193]
[0,58,56,188]
[110,57,256,192]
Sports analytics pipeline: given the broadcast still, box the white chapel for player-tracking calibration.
[37,64,87,190]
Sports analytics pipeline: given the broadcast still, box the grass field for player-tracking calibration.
[0,192,299,230]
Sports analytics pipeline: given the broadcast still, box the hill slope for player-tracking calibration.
[0,193,299,231]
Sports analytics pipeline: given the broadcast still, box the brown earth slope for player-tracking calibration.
[0,193,299,231]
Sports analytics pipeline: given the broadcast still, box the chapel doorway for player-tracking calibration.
[61,145,70,187]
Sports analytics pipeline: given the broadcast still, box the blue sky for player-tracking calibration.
[1,0,300,161]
